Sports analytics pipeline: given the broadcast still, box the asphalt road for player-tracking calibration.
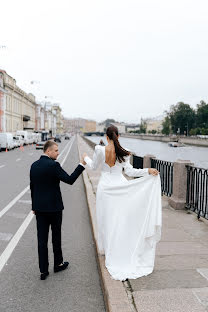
[0,137,105,312]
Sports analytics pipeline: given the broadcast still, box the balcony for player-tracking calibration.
[23,115,30,122]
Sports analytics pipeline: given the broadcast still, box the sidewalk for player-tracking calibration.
[78,135,208,312]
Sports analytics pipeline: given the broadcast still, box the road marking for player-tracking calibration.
[16,158,21,162]
[0,137,75,273]
[29,153,33,156]
[57,141,71,161]
[0,212,33,272]
[18,200,32,204]
[0,186,30,219]
[61,136,75,165]
[0,165,5,169]
[6,212,27,219]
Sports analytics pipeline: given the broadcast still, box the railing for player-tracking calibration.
[186,165,208,219]
[151,158,174,197]
[132,155,143,169]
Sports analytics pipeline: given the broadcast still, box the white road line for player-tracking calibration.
[0,137,75,273]
[57,141,71,160]
[0,165,5,169]
[0,212,33,272]
[16,158,21,162]
[61,136,75,166]
[0,186,30,219]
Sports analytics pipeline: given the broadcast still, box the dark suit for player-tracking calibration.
[30,155,85,273]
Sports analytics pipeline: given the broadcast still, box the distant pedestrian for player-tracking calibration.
[99,139,105,146]
[30,140,86,280]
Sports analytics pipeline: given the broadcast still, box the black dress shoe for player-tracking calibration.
[40,272,49,280]
[54,261,69,273]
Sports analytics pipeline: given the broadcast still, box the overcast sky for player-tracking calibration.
[1,0,208,123]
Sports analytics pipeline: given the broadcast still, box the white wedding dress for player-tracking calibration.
[84,145,162,281]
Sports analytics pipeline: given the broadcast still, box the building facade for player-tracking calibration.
[0,70,36,133]
[145,116,164,133]
[53,104,63,134]
[0,72,6,132]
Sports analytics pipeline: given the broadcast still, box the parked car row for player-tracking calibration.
[0,131,42,151]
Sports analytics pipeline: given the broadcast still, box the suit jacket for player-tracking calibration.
[30,155,85,212]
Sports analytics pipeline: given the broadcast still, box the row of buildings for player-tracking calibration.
[0,70,64,136]
[63,117,164,134]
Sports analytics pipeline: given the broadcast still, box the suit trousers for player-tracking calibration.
[36,211,63,273]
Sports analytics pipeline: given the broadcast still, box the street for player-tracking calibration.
[0,137,105,312]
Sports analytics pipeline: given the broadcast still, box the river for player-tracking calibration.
[86,136,208,169]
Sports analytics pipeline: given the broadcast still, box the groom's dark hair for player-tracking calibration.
[43,140,58,153]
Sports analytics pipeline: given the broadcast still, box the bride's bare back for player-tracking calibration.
[105,145,116,167]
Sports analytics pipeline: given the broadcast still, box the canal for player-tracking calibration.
[86,136,208,169]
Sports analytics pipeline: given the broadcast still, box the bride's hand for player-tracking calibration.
[83,152,87,159]
[81,152,87,165]
[148,168,159,176]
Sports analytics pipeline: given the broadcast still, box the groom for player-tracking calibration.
[30,140,85,280]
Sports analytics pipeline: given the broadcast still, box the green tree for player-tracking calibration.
[196,100,208,128]
[169,102,196,135]
[162,114,171,135]
[140,119,147,133]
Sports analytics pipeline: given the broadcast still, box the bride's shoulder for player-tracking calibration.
[94,144,104,152]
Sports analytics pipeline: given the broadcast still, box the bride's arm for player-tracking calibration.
[123,155,149,177]
[83,145,102,170]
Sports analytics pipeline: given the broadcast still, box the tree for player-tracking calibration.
[196,100,208,128]
[162,114,171,135]
[104,119,116,128]
[140,119,147,133]
[169,102,196,135]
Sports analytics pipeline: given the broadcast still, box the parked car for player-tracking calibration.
[13,136,21,148]
[36,141,45,150]
[65,134,70,140]
[0,133,14,150]
[54,135,61,143]
[15,135,24,147]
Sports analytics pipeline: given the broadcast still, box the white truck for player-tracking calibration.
[0,133,14,150]
[16,131,33,145]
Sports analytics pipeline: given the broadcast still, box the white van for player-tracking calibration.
[16,131,33,145]
[0,133,14,150]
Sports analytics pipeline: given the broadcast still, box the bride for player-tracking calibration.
[83,125,162,281]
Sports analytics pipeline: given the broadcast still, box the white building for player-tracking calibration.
[111,122,126,134]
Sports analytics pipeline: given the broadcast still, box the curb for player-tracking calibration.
[77,137,134,312]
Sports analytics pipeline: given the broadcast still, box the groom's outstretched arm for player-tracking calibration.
[55,162,85,185]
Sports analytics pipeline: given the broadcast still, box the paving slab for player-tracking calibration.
[130,269,208,291]
[133,288,207,312]
[156,242,208,255]
[154,254,208,270]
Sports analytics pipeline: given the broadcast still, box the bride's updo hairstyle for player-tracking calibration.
[106,125,131,163]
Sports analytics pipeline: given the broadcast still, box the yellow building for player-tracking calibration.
[0,69,36,133]
[53,104,64,134]
[145,116,164,133]
[84,120,96,132]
